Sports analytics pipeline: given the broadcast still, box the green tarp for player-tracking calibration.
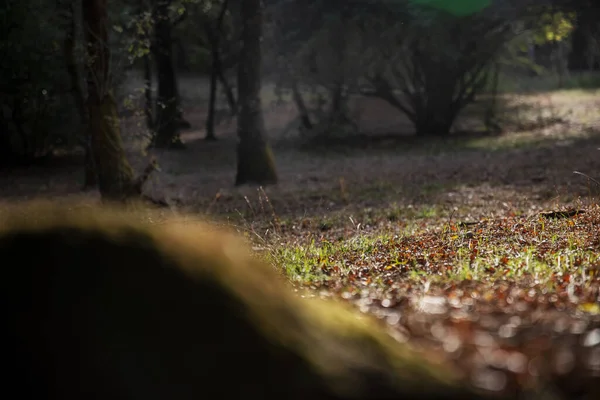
[410,0,491,16]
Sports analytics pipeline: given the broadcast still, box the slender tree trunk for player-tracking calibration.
[62,0,86,130]
[205,44,219,141]
[291,81,312,131]
[218,67,237,116]
[139,0,154,132]
[60,0,96,188]
[149,0,185,149]
[219,0,239,116]
[173,37,188,72]
[484,62,501,133]
[143,47,154,131]
[82,0,137,201]
[328,83,344,127]
[327,13,348,130]
[205,0,231,141]
[132,0,155,133]
[235,0,277,186]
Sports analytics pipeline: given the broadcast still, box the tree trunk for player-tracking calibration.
[218,67,237,116]
[205,43,219,141]
[61,0,86,132]
[414,111,455,137]
[82,0,137,202]
[235,0,277,186]
[291,81,313,131]
[143,51,154,130]
[327,83,346,128]
[205,0,232,141]
[149,0,185,149]
[60,0,96,188]
[82,135,97,190]
[484,62,502,133]
[568,12,600,72]
[173,37,189,72]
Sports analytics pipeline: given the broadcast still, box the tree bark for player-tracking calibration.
[143,50,154,130]
[218,67,237,116]
[568,11,600,71]
[235,0,277,186]
[205,0,231,141]
[205,44,219,141]
[82,0,137,202]
[149,0,185,149]
[133,0,155,132]
[62,0,86,131]
[291,81,313,131]
[59,0,96,188]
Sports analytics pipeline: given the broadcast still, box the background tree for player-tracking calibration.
[135,0,156,131]
[235,0,277,186]
[204,0,233,141]
[82,0,139,201]
[58,0,96,188]
[266,0,366,142]
[0,0,79,166]
[168,0,239,141]
[359,2,518,136]
[149,0,186,149]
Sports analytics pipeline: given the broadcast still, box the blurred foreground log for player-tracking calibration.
[0,202,496,400]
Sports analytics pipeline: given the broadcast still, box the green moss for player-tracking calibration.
[0,201,490,400]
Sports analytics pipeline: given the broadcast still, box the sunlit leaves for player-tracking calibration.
[533,11,576,44]
[268,204,600,396]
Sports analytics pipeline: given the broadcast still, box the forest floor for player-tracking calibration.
[2,82,600,398]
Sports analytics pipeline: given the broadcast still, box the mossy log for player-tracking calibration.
[0,202,496,400]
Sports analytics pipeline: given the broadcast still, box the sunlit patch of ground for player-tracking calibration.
[265,204,600,397]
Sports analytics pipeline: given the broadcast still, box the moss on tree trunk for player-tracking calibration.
[235,0,277,186]
[87,94,137,201]
[82,0,137,202]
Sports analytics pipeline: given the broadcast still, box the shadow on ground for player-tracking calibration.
[2,121,600,227]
